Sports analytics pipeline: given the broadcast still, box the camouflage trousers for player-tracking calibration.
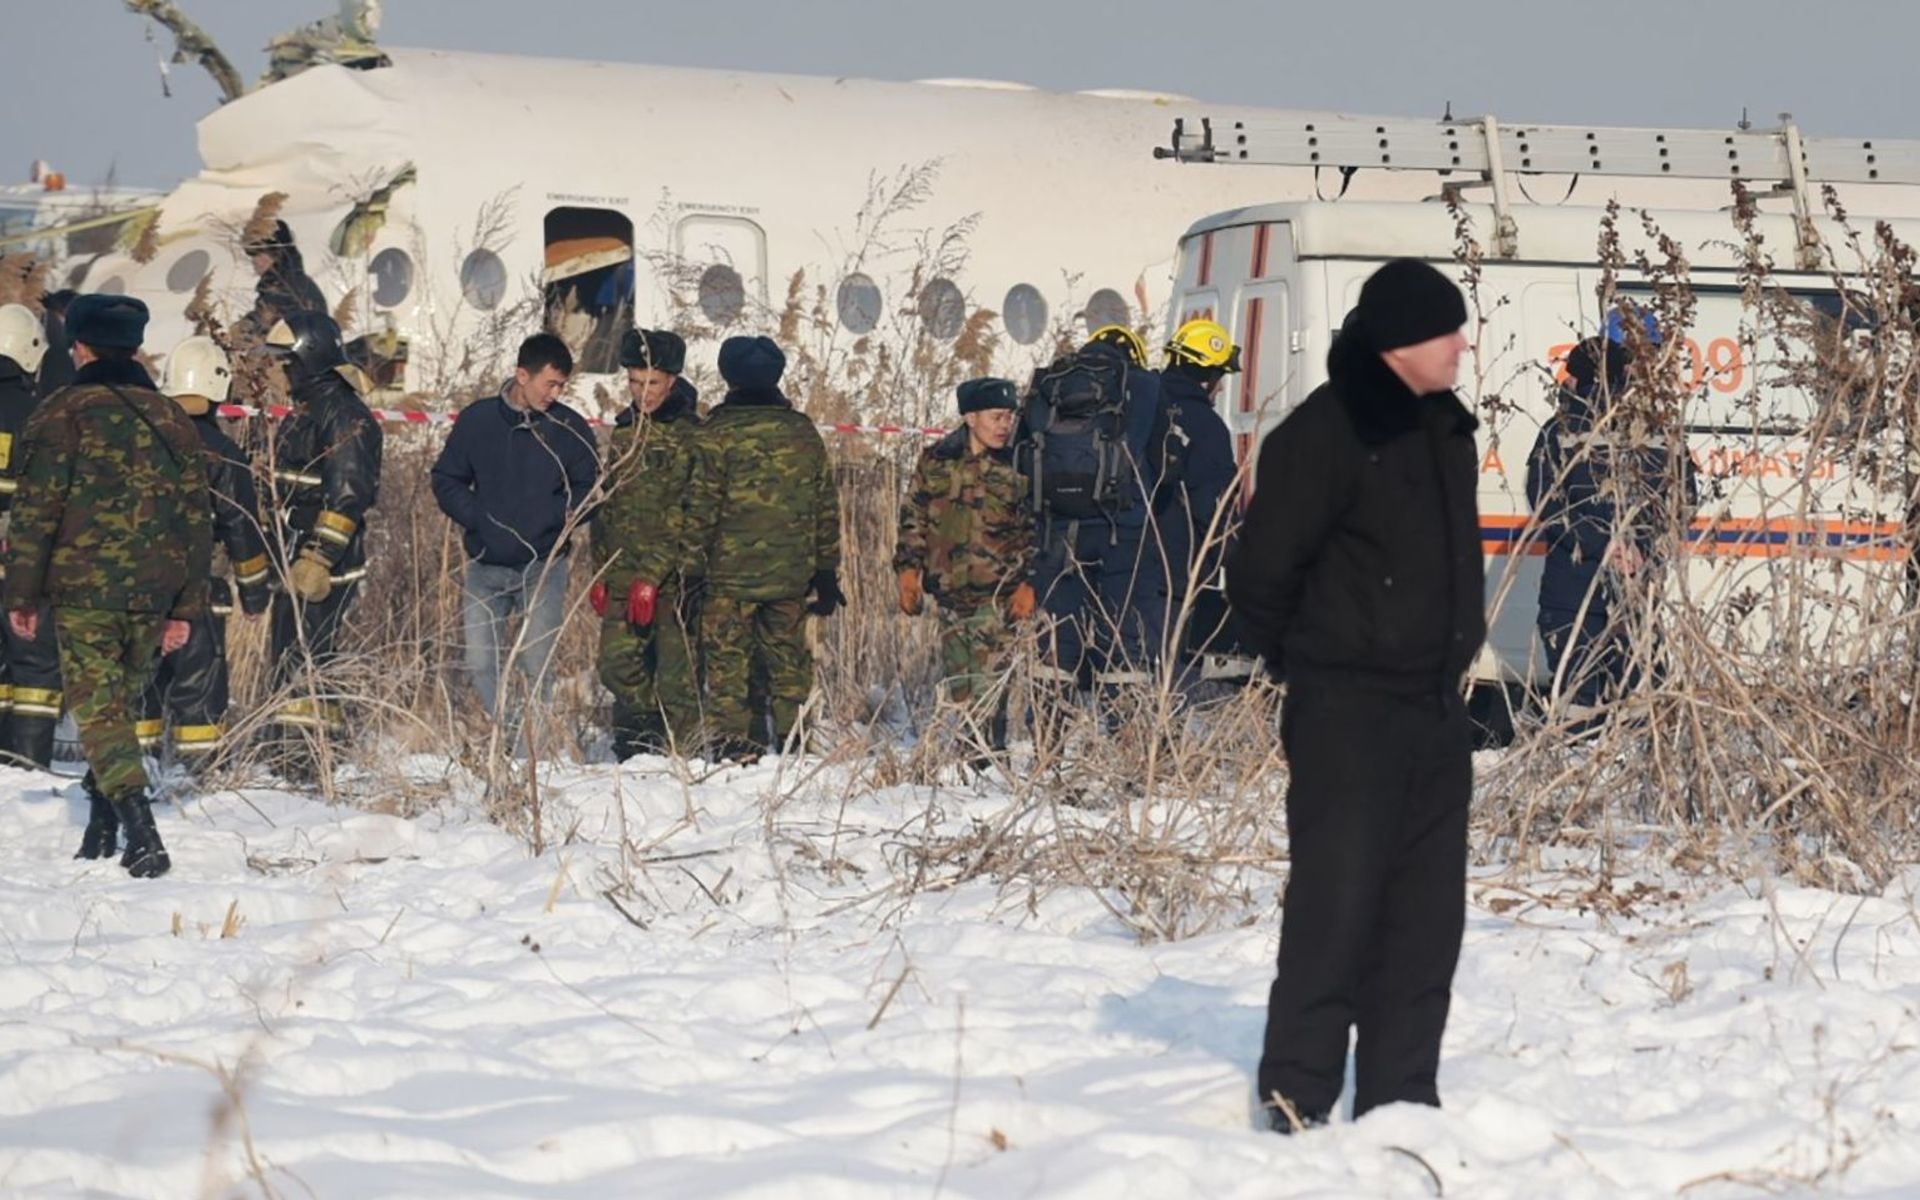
[598,590,702,750]
[54,607,166,802]
[936,601,1015,706]
[703,594,811,746]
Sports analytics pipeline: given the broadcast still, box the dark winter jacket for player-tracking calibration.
[1152,366,1238,593]
[189,411,271,610]
[0,357,40,519]
[432,388,601,568]
[1525,386,1698,618]
[251,246,329,329]
[1226,328,1486,691]
[269,368,383,578]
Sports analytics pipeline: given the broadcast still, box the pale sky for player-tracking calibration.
[7,0,1919,188]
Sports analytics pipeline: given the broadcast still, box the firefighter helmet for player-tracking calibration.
[1165,318,1242,372]
[1085,324,1148,368]
[162,335,233,406]
[0,304,48,375]
[263,311,347,379]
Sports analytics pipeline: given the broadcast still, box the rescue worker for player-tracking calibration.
[687,335,841,761]
[1526,309,1697,723]
[894,377,1038,756]
[139,337,272,770]
[1021,325,1166,699]
[2,294,213,877]
[592,328,707,758]
[1153,318,1242,670]
[1227,260,1484,1131]
[258,312,382,779]
[0,303,64,769]
[431,333,598,723]
[245,220,328,329]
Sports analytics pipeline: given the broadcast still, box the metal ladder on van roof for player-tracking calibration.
[1155,113,1920,266]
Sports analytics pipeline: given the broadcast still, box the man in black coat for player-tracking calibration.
[1227,258,1485,1131]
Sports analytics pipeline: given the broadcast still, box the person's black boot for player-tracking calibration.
[74,773,120,861]
[114,793,171,879]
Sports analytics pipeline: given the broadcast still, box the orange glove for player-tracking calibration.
[589,581,609,617]
[897,568,924,616]
[1009,581,1037,620]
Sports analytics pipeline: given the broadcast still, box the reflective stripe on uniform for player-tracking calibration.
[273,469,324,488]
[135,718,166,748]
[315,510,357,546]
[1094,669,1153,686]
[173,724,223,754]
[272,698,342,729]
[331,567,367,585]
[10,686,61,718]
[0,478,16,495]
[0,683,12,712]
[233,553,271,586]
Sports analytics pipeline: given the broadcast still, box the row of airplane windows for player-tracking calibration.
[106,243,1137,347]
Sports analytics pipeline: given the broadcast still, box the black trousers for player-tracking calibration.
[1257,682,1471,1120]
[140,611,230,758]
[266,581,358,735]
[0,602,62,769]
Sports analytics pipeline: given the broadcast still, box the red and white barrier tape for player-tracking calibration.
[213,403,949,438]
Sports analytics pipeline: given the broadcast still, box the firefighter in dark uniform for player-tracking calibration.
[141,337,272,770]
[258,313,382,778]
[0,303,63,769]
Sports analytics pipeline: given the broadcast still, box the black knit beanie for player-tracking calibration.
[1354,259,1468,351]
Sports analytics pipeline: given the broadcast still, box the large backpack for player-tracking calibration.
[1018,349,1146,522]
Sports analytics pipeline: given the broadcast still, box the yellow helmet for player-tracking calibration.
[1166,318,1242,372]
[1085,324,1148,368]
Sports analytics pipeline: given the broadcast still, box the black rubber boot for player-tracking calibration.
[74,773,120,861]
[113,793,171,879]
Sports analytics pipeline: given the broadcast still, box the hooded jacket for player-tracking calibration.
[1226,328,1486,690]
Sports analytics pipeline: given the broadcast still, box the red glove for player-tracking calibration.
[589,581,609,617]
[626,580,658,628]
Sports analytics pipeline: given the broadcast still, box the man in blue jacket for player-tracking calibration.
[432,334,599,718]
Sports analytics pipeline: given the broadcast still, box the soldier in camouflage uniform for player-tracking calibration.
[894,378,1037,752]
[2,295,213,878]
[686,336,841,761]
[592,328,707,758]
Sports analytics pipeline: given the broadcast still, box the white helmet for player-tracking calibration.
[0,304,47,375]
[161,335,233,405]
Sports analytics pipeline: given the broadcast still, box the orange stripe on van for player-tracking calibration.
[1251,223,1271,279]
[1197,231,1214,288]
[1478,513,1907,561]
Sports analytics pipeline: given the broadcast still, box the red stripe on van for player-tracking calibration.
[1240,296,1264,415]
[1251,223,1271,278]
[1197,232,1214,288]
[1236,432,1255,508]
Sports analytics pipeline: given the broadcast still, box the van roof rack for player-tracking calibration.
[1155,114,1920,266]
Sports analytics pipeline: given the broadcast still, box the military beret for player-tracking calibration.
[619,327,687,374]
[717,335,786,390]
[66,293,149,350]
[956,377,1018,413]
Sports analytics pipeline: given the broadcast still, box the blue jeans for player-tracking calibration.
[462,558,571,715]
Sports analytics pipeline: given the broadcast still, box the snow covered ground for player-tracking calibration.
[1,754,1918,1198]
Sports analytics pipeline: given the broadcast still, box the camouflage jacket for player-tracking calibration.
[687,387,839,601]
[894,428,1034,610]
[268,369,383,578]
[1,358,213,617]
[592,379,705,592]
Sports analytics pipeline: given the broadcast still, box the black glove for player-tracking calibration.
[806,569,844,617]
[238,581,272,616]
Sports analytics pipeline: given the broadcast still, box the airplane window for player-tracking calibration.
[1085,288,1131,332]
[699,264,745,325]
[370,247,413,307]
[98,276,127,296]
[837,272,883,334]
[919,278,966,341]
[460,249,507,311]
[165,249,211,295]
[1003,283,1048,345]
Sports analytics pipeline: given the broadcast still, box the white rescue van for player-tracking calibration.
[1167,199,1920,686]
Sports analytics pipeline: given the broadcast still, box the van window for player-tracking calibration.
[544,206,635,374]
